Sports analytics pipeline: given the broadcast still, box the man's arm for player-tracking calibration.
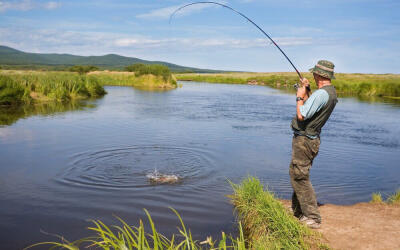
[296,78,310,121]
[296,84,329,121]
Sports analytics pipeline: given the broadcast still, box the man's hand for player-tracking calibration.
[297,78,310,99]
[297,86,307,98]
[301,77,310,89]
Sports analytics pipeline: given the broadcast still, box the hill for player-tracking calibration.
[0,45,220,73]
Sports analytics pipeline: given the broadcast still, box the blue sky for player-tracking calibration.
[0,0,399,73]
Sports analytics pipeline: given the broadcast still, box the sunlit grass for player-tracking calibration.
[387,189,400,205]
[370,193,384,204]
[0,70,178,105]
[370,189,400,205]
[0,71,106,104]
[90,71,177,90]
[26,208,247,250]
[229,176,328,249]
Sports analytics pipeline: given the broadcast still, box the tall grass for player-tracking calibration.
[90,71,177,90]
[0,69,177,105]
[230,176,327,249]
[0,71,106,104]
[125,64,174,83]
[26,208,247,250]
[371,189,400,205]
[175,72,400,98]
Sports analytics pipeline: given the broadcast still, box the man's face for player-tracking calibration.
[313,73,319,85]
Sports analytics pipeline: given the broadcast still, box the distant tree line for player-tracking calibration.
[69,65,99,75]
[125,64,172,81]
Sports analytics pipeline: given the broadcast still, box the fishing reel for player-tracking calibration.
[293,82,311,92]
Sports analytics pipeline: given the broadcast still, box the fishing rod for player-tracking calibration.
[169,1,304,81]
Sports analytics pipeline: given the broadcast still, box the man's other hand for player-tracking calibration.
[297,86,307,98]
[301,77,310,88]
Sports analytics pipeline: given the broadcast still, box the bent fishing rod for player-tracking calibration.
[170,1,304,81]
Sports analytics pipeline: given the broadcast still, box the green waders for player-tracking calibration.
[289,134,321,223]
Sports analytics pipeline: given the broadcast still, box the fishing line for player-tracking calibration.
[169,1,303,79]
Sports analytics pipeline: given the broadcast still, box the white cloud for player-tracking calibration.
[136,3,217,20]
[0,0,61,12]
[44,1,60,10]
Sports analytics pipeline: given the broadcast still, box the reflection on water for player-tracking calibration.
[0,100,97,126]
[338,93,400,106]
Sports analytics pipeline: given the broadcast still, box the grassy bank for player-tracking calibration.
[371,189,400,205]
[175,72,400,98]
[27,208,247,249]
[230,177,327,249]
[89,71,177,90]
[0,71,106,105]
[27,177,329,250]
[0,70,177,105]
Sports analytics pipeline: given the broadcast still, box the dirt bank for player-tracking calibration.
[282,200,400,249]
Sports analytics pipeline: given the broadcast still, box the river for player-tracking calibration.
[1,81,399,249]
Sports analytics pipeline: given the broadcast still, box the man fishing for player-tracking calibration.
[290,60,338,229]
[171,2,338,229]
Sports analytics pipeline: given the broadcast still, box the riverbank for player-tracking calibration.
[0,70,177,105]
[235,177,400,250]
[89,70,177,90]
[28,176,400,249]
[0,70,106,105]
[175,72,400,98]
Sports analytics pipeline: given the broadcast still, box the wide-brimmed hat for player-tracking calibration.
[309,60,335,79]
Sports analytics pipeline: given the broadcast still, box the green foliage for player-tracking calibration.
[386,189,400,205]
[230,176,327,249]
[125,64,173,82]
[69,65,99,75]
[370,189,400,205]
[175,73,400,98]
[0,71,106,104]
[93,71,177,90]
[370,193,383,203]
[0,75,28,105]
[26,208,248,250]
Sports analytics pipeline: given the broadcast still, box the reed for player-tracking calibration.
[26,208,247,250]
[387,189,400,205]
[175,72,400,98]
[370,193,384,204]
[370,189,400,205]
[89,71,177,90]
[0,71,106,104]
[229,176,328,249]
[0,69,177,105]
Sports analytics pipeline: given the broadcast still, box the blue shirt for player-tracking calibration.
[300,89,329,120]
[294,89,329,139]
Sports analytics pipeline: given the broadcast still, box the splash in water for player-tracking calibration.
[146,169,181,184]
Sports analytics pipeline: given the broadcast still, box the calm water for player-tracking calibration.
[1,82,399,249]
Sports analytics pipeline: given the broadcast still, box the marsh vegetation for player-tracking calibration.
[0,66,177,105]
[0,71,105,105]
[28,177,328,250]
[175,72,400,99]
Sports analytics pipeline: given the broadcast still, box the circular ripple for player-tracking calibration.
[55,145,216,189]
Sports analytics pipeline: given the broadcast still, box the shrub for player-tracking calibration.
[125,63,173,82]
[69,65,99,75]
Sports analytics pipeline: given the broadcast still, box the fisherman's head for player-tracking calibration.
[309,60,335,83]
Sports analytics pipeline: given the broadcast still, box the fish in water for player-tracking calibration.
[146,169,180,184]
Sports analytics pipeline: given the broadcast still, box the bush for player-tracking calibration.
[125,63,173,82]
[69,65,99,75]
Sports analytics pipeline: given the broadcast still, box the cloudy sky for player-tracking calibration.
[0,0,399,73]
